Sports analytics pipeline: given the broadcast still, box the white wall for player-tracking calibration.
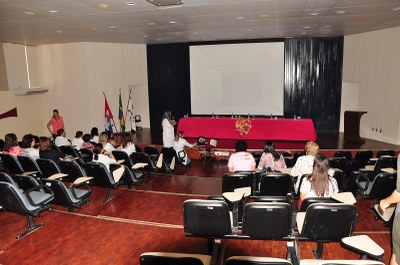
[343,26,400,145]
[34,42,149,137]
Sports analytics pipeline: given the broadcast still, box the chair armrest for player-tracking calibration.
[70,183,92,200]
[355,172,370,192]
[24,185,54,206]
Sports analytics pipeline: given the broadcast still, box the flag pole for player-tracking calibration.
[103,91,119,133]
[124,87,133,132]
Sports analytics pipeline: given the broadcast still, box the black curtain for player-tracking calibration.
[147,43,191,129]
[284,37,343,132]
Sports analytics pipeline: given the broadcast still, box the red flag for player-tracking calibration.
[104,97,114,132]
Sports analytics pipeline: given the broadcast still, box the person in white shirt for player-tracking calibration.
[173,131,196,165]
[54,129,71,147]
[118,135,136,156]
[90,127,99,143]
[71,131,84,149]
[98,131,116,152]
[92,144,117,171]
[162,111,176,148]
[291,141,319,193]
[21,133,40,160]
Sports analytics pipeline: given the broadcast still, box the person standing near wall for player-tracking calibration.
[47,109,64,140]
[162,110,176,148]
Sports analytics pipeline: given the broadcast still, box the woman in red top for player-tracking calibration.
[47,109,64,140]
[2,133,23,156]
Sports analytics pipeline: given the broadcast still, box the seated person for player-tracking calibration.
[228,140,256,173]
[82,134,94,151]
[54,129,71,147]
[90,127,99,144]
[71,130,84,149]
[118,135,136,156]
[258,141,286,173]
[291,141,319,193]
[99,131,116,152]
[2,133,23,156]
[92,143,117,171]
[21,133,40,160]
[298,154,339,209]
[173,131,196,165]
[39,136,65,167]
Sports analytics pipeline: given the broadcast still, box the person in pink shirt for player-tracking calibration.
[2,133,23,156]
[228,140,256,173]
[258,141,286,173]
[47,109,65,140]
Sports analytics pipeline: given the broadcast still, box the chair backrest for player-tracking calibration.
[299,197,336,212]
[0,181,38,214]
[79,148,94,162]
[112,150,134,168]
[59,146,80,157]
[376,150,395,158]
[130,152,156,171]
[59,160,86,182]
[345,159,360,178]
[226,256,292,265]
[242,202,292,239]
[161,147,176,163]
[254,196,291,203]
[329,157,347,172]
[259,173,292,196]
[14,174,41,191]
[42,179,78,205]
[144,146,159,156]
[85,162,116,187]
[222,173,253,193]
[140,252,210,265]
[334,151,352,160]
[0,153,24,174]
[368,172,397,199]
[300,203,357,241]
[373,156,397,177]
[354,150,373,168]
[17,156,42,174]
[332,171,344,192]
[36,158,62,178]
[183,199,231,237]
[0,172,18,187]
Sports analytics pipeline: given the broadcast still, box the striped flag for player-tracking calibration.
[104,97,113,133]
[119,91,125,133]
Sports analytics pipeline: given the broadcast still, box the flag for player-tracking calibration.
[119,91,125,133]
[104,97,113,133]
[126,93,136,132]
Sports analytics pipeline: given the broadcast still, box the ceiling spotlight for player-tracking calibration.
[148,22,156,26]
[193,32,198,35]
[246,29,252,32]
[56,30,62,34]
[48,9,58,13]
[336,10,346,14]
[24,11,35,15]
[304,26,310,29]
[236,16,245,20]
[144,35,148,37]
[126,2,136,5]
[310,13,319,16]
[98,3,109,9]
[393,7,400,11]
[109,26,117,29]
[260,14,268,18]
[169,21,176,24]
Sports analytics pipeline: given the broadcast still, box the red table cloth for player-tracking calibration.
[177,117,316,141]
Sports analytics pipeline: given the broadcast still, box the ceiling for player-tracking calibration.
[1,0,400,46]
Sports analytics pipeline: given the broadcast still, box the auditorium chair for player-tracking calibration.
[251,151,262,167]
[0,180,54,239]
[259,173,292,196]
[79,148,93,162]
[355,172,396,202]
[60,160,87,183]
[242,202,292,240]
[130,152,158,182]
[329,157,347,172]
[17,156,43,178]
[85,161,120,204]
[359,156,397,180]
[59,145,80,158]
[111,150,145,186]
[155,153,175,174]
[332,170,344,191]
[354,150,373,168]
[42,178,91,212]
[296,203,358,259]
[140,252,211,265]
[0,153,25,174]
[161,147,176,164]
[222,173,253,194]
[333,150,352,161]
[298,197,336,212]
[144,145,160,163]
[36,158,63,179]
[376,149,395,158]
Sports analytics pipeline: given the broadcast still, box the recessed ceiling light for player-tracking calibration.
[310,13,319,16]
[260,14,268,18]
[91,27,97,30]
[109,26,116,29]
[393,7,400,11]
[24,11,35,15]
[324,25,331,28]
[56,30,62,34]
[144,35,148,37]
[193,32,198,35]
[236,16,245,20]
[169,21,176,24]
[246,29,252,32]
[148,22,156,26]
[98,3,109,9]
[304,26,310,29]
[126,2,136,5]
[336,10,346,14]
[48,9,58,13]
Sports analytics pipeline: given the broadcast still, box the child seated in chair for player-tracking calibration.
[173,131,196,165]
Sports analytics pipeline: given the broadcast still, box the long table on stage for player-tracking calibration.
[177,117,316,148]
